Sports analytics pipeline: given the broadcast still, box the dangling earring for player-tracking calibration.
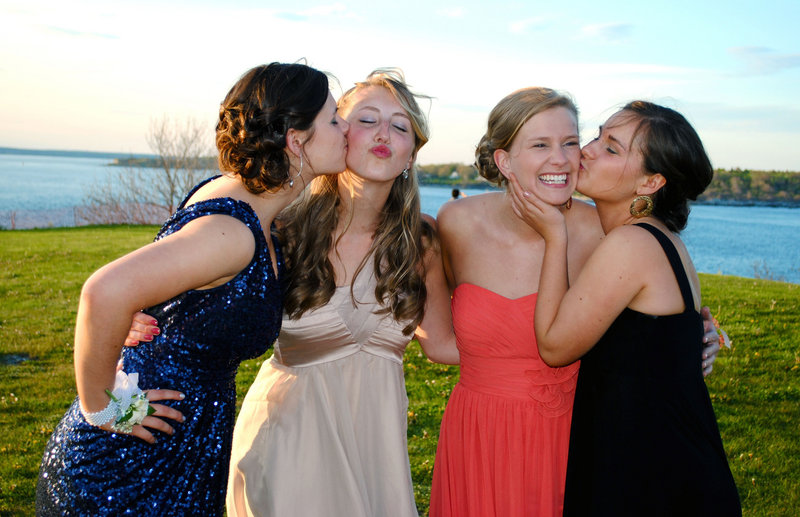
[289,154,304,188]
[563,198,573,210]
[629,195,654,217]
[402,168,409,180]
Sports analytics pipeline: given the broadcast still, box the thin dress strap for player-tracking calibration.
[634,223,695,311]
[177,175,221,210]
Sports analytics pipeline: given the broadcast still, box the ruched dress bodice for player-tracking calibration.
[430,283,579,517]
[227,256,419,517]
[272,282,407,368]
[454,285,578,410]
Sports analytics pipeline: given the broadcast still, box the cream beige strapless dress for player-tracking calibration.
[227,261,418,516]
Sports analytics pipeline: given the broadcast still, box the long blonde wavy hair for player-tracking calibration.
[280,68,434,335]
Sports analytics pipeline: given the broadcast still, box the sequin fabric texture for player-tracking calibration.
[36,181,284,516]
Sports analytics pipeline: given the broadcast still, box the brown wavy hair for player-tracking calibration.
[475,87,578,187]
[280,69,434,335]
[215,62,329,193]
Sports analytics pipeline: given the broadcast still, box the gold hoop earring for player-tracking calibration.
[563,198,572,210]
[629,195,654,217]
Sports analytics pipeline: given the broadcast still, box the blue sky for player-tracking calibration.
[1,0,798,170]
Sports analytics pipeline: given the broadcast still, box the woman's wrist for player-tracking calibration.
[80,370,155,432]
[81,398,119,427]
[542,226,568,246]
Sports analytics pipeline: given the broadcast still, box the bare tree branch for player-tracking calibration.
[81,115,214,225]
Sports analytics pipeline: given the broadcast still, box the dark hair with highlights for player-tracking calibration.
[619,100,713,232]
[216,62,329,193]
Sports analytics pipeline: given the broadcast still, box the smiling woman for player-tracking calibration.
[425,87,724,517]
[509,100,741,516]
[427,87,600,517]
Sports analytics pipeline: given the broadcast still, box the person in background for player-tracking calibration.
[510,100,741,516]
[426,88,723,517]
[451,187,466,200]
[36,62,349,516]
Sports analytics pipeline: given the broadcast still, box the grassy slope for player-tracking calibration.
[1,227,798,515]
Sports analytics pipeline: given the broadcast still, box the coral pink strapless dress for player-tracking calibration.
[430,284,580,517]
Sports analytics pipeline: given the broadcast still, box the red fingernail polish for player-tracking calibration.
[152,328,160,335]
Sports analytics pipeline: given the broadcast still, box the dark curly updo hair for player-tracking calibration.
[475,87,578,187]
[216,62,329,194]
[619,101,713,232]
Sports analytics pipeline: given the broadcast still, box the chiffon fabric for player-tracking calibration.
[563,223,741,516]
[430,283,579,517]
[227,255,419,517]
[36,179,283,516]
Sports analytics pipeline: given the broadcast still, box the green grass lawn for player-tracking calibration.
[1,226,798,515]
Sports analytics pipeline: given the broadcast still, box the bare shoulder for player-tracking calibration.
[437,192,502,233]
[565,199,603,245]
[600,223,661,255]
[567,199,601,227]
[176,212,256,254]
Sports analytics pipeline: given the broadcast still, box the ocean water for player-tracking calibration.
[1,151,798,284]
[419,186,800,284]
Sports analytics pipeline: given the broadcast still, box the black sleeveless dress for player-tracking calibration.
[562,223,741,517]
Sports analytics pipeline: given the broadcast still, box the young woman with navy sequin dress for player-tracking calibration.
[35,62,349,516]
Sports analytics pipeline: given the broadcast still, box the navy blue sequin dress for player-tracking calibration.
[36,178,284,516]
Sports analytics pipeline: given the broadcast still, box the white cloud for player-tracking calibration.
[509,17,548,35]
[436,7,465,18]
[274,3,351,21]
[301,3,348,16]
[580,22,633,43]
[729,46,800,75]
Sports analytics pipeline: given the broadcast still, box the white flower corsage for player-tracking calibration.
[106,370,156,433]
[82,370,155,432]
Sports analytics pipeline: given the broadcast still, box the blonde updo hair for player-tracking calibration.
[475,87,578,187]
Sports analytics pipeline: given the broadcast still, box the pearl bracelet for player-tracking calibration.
[80,370,155,433]
[81,399,120,427]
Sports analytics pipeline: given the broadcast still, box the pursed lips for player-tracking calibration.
[371,145,392,158]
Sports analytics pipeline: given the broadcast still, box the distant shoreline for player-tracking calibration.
[2,197,798,231]
[3,147,799,218]
[0,146,155,161]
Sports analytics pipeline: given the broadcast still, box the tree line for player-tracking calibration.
[417,163,800,204]
[109,157,800,205]
[698,168,800,204]
[94,116,798,227]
